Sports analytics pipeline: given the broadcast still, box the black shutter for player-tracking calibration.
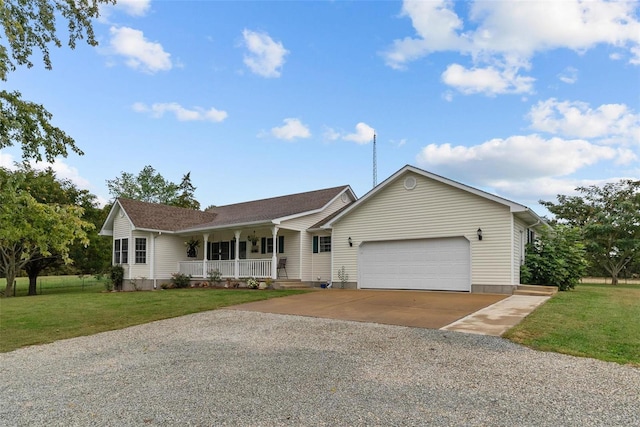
[278,236,285,253]
[261,237,266,254]
[312,236,318,253]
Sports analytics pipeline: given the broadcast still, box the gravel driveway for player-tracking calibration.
[1,309,638,426]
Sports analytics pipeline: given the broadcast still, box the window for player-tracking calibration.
[319,236,331,252]
[135,238,147,264]
[261,236,284,254]
[207,240,246,260]
[313,236,331,253]
[114,238,129,264]
[114,239,120,264]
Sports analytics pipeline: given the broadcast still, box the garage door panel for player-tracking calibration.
[359,237,470,291]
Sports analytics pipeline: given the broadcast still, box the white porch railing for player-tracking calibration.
[178,259,273,279]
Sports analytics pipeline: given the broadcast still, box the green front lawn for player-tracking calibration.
[0,288,307,353]
[505,283,640,366]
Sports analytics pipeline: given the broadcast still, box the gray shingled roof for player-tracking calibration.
[118,185,350,233]
[183,186,350,230]
[118,198,217,232]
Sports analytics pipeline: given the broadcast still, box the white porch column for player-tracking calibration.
[202,233,209,278]
[271,226,279,279]
[234,230,241,279]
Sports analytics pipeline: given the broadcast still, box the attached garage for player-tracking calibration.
[358,237,471,292]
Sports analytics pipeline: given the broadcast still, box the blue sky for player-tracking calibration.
[2,0,639,216]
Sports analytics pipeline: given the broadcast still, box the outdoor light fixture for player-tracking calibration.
[477,228,483,241]
[348,237,353,247]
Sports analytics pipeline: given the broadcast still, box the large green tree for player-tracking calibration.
[541,179,640,285]
[1,0,114,161]
[0,167,93,296]
[107,165,200,208]
[0,165,111,294]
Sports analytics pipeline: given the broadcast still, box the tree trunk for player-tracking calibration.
[24,256,59,296]
[4,266,16,297]
[28,271,38,296]
[611,274,618,286]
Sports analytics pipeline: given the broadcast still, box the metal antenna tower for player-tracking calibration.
[372,132,377,187]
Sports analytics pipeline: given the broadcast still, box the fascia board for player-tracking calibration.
[98,200,122,236]
[178,219,272,234]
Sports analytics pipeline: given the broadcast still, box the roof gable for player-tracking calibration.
[326,165,544,227]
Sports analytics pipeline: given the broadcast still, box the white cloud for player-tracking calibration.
[115,0,151,16]
[343,122,376,145]
[270,118,311,140]
[242,29,289,78]
[133,102,228,122]
[441,63,535,95]
[384,0,640,94]
[323,127,341,141]
[558,67,578,84]
[0,151,16,169]
[391,138,407,148]
[528,98,640,143]
[416,135,617,182]
[383,0,467,70]
[109,26,172,73]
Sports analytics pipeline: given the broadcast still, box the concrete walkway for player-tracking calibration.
[441,295,551,336]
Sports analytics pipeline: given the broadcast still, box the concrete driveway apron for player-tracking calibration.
[227,289,507,330]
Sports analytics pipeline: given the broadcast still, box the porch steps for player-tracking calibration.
[514,284,558,296]
[275,280,312,290]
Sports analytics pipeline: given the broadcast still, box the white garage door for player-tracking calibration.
[358,237,471,291]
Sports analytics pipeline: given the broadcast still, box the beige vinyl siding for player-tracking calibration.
[332,172,514,287]
[280,192,354,282]
[310,233,332,283]
[112,207,132,279]
[513,219,527,285]
[153,235,185,280]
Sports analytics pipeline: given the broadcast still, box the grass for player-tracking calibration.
[505,283,640,366]
[0,287,308,353]
[6,275,107,297]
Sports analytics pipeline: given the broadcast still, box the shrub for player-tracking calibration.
[170,273,192,289]
[246,277,259,289]
[109,265,124,291]
[207,269,222,286]
[521,225,588,291]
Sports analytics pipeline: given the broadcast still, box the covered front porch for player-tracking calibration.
[176,226,293,280]
[179,258,274,279]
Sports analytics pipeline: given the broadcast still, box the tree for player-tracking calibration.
[107,165,201,208]
[521,225,588,291]
[0,168,93,296]
[174,172,200,210]
[541,180,640,285]
[0,165,108,295]
[1,0,114,162]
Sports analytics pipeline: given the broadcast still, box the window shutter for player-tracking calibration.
[312,236,318,253]
[278,236,285,253]
[261,237,266,254]
[230,241,236,259]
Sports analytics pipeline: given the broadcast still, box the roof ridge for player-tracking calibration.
[214,185,350,208]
